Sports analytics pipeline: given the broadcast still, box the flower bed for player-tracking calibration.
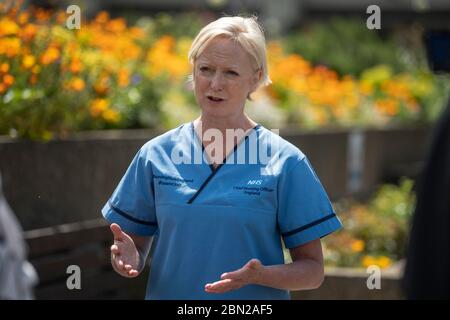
[1,3,447,141]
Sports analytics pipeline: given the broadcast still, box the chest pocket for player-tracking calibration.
[225,175,278,213]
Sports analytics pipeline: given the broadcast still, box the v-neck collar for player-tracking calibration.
[187,121,261,204]
[190,121,261,173]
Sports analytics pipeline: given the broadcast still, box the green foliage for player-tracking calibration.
[323,178,415,268]
[284,18,409,77]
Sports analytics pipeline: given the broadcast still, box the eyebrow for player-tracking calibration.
[197,61,240,69]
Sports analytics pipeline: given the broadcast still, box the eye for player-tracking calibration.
[227,70,239,76]
[199,66,211,72]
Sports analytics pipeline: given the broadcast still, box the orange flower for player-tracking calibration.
[375,98,399,116]
[350,240,365,253]
[0,83,6,94]
[56,11,66,24]
[118,68,129,87]
[40,47,60,65]
[18,12,29,25]
[69,59,83,74]
[68,77,85,91]
[19,23,37,42]
[35,8,51,22]
[0,63,10,73]
[95,11,110,24]
[30,74,38,85]
[0,37,21,57]
[94,75,110,95]
[3,74,15,86]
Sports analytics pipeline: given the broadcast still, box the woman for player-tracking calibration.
[102,16,342,299]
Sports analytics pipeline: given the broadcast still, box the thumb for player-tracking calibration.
[110,223,123,241]
[247,258,262,269]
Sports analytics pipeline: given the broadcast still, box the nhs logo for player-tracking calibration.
[247,180,262,185]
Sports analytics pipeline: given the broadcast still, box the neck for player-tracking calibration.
[195,113,257,133]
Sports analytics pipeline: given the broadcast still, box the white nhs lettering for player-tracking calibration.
[247,180,262,185]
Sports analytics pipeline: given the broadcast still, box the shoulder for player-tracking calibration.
[138,122,191,159]
[257,126,306,173]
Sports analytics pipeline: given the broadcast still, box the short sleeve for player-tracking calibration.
[277,156,342,248]
[101,148,158,236]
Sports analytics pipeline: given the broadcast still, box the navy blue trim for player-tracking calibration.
[108,201,157,226]
[188,123,261,204]
[282,213,336,237]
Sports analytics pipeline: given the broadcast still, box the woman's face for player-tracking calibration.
[193,36,260,119]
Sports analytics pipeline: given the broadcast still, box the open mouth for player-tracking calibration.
[207,96,224,102]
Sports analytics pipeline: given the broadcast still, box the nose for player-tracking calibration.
[210,71,224,91]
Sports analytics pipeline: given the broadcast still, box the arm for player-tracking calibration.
[205,239,325,293]
[253,239,324,290]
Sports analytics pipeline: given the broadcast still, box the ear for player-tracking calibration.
[249,68,262,93]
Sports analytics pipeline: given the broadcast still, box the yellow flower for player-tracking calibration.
[362,255,392,269]
[22,55,36,69]
[350,240,365,253]
[32,65,41,74]
[376,256,392,269]
[0,17,19,36]
[90,99,108,117]
[362,255,376,268]
[102,109,121,123]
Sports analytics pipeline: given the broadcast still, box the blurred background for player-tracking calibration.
[0,0,449,299]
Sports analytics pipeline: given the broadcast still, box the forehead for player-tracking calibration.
[196,37,253,69]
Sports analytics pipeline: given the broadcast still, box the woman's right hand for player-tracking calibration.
[110,223,141,278]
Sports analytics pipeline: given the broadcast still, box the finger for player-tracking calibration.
[221,269,243,280]
[128,270,138,277]
[110,223,123,241]
[205,279,234,293]
[117,259,124,269]
[124,264,132,271]
[110,245,120,255]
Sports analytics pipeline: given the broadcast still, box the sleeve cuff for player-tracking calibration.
[101,201,158,236]
[282,213,343,248]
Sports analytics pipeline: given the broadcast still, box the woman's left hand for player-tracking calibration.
[204,258,264,294]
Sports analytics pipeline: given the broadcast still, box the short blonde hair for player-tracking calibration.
[187,16,272,92]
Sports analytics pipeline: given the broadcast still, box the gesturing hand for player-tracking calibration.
[110,223,140,278]
[205,259,264,294]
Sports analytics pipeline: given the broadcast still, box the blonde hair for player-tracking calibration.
[187,16,272,95]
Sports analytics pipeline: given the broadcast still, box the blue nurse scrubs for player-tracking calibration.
[102,122,342,300]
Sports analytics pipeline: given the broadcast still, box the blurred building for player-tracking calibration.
[29,0,450,35]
